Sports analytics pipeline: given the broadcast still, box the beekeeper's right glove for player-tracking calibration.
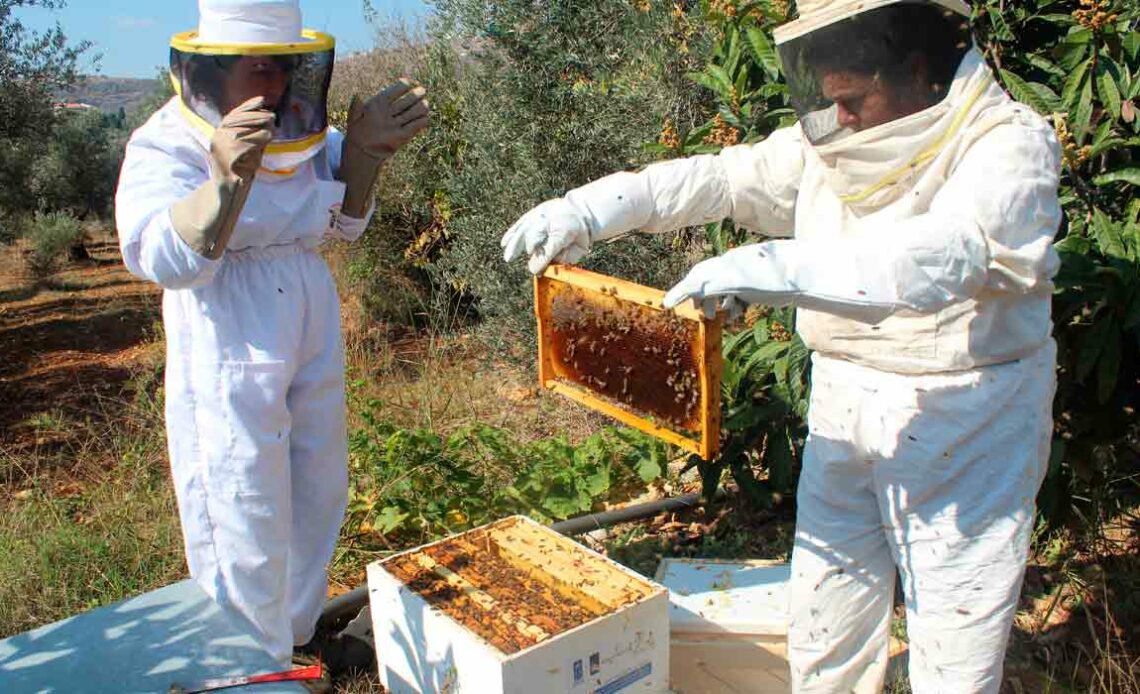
[501,171,661,275]
[170,96,274,259]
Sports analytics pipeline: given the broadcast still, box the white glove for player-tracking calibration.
[663,243,795,315]
[501,198,594,275]
[501,171,664,274]
[699,295,748,323]
[663,226,988,324]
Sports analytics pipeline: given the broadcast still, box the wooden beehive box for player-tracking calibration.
[655,559,793,694]
[368,516,670,693]
[534,264,722,460]
[655,559,907,693]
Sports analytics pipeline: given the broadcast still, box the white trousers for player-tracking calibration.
[163,245,348,665]
[788,342,1056,693]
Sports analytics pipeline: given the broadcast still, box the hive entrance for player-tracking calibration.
[535,264,722,459]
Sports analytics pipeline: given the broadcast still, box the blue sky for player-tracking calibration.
[15,1,431,78]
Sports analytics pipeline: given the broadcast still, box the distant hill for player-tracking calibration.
[57,76,163,114]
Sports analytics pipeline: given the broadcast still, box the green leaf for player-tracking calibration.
[1056,232,1094,256]
[987,7,1015,41]
[1061,57,1092,108]
[641,142,672,155]
[1024,53,1067,79]
[734,62,750,96]
[585,466,611,496]
[1091,208,1129,260]
[750,83,788,100]
[375,506,409,534]
[683,144,726,155]
[1001,70,1060,114]
[1098,67,1124,121]
[1124,32,1140,63]
[634,443,663,483]
[719,107,747,129]
[1072,77,1095,142]
[684,119,717,146]
[1058,38,1091,73]
[1093,168,1140,187]
[1066,28,1094,45]
[1089,122,1124,157]
[765,426,795,492]
[1036,13,1078,27]
[707,64,735,94]
[725,29,742,77]
[785,338,811,416]
[688,70,728,98]
[742,339,789,376]
[752,320,769,344]
[743,26,781,80]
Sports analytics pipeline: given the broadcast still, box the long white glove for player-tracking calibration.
[501,127,805,275]
[501,172,656,275]
[663,216,991,323]
[501,153,763,275]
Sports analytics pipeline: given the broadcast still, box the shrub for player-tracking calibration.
[345,394,671,547]
[26,211,84,278]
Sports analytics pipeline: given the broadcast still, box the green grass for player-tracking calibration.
[0,402,183,637]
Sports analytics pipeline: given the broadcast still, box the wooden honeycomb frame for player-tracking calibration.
[534,264,722,460]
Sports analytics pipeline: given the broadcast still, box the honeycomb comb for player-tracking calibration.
[534,264,722,460]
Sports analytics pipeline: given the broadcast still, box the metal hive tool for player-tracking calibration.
[534,264,722,460]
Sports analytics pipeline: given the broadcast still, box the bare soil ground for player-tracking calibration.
[0,236,162,470]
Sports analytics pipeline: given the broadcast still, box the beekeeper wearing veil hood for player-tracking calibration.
[503,1,1061,691]
[115,0,429,667]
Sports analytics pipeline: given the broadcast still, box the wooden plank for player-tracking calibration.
[444,535,609,618]
[534,275,553,386]
[487,520,657,611]
[698,318,723,460]
[410,553,551,644]
[547,381,703,456]
[542,264,705,322]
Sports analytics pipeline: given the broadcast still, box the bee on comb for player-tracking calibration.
[535,264,722,460]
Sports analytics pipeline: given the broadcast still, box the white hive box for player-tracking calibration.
[369,515,670,694]
[655,559,793,694]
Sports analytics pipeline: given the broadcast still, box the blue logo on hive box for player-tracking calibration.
[573,659,584,685]
[592,662,652,694]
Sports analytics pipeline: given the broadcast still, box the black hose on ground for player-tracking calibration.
[317,491,713,630]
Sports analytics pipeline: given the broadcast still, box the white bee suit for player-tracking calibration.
[503,44,1062,692]
[115,97,372,664]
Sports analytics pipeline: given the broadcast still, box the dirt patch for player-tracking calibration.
[0,236,161,455]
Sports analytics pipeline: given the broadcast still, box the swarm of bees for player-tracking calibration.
[549,285,702,430]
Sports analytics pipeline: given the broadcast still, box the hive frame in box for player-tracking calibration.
[534,264,722,460]
[368,515,671,694]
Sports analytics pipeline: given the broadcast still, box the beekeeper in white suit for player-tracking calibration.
[115,0,428,668]
[503,1,1061,691]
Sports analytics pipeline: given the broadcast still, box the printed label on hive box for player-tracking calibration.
[592,662,652,694]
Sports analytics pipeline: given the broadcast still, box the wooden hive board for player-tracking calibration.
[534,263,722,460]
